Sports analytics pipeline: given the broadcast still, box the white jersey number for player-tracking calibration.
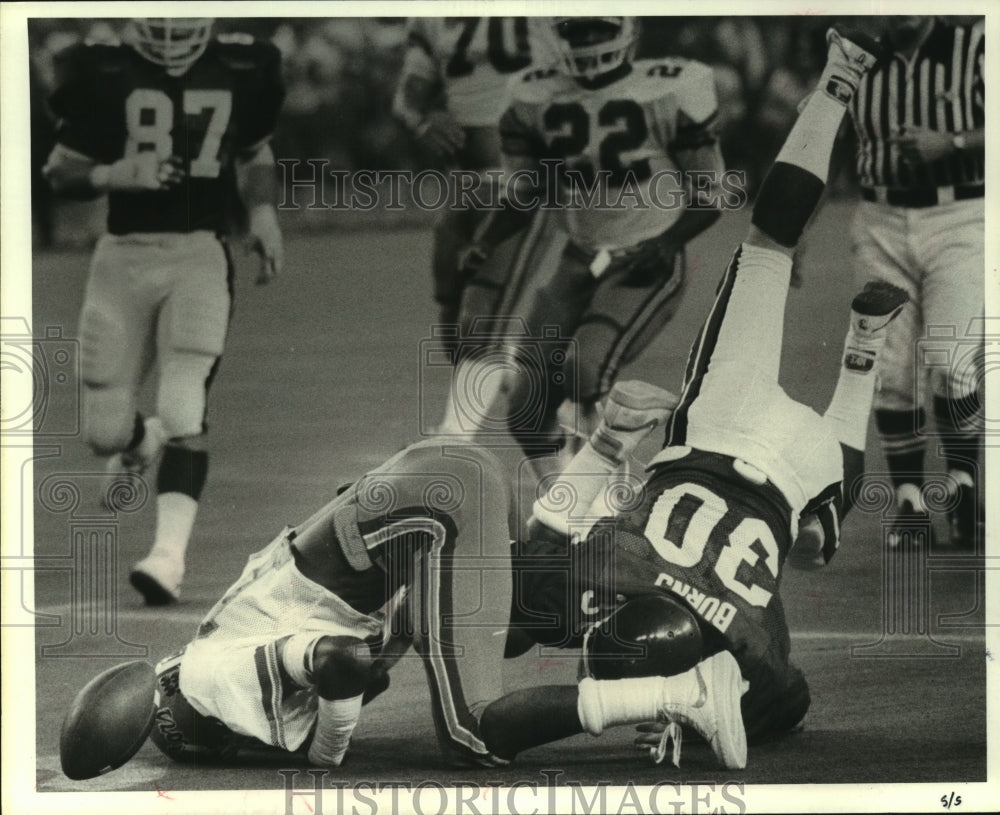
[124,88,233,179]
[643,484,780,608]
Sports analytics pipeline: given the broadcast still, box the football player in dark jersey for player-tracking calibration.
[63,26,905,775]
[43,18,285,605]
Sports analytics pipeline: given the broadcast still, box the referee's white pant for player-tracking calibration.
[852,197,984,410]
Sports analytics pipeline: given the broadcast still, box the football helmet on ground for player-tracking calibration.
[130,18,214,76]
[583,593,703,680]
[547,17,638,80]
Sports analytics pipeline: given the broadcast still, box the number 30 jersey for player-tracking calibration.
[500,58,720,251]
[49,38,284,235]
[604,449,797,681]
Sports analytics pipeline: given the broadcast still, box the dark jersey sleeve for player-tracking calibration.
[218,39,285,155]
[48,43,127,162]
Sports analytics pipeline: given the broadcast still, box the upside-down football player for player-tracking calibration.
[61,27,906,780]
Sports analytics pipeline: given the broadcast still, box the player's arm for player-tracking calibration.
[42,43,183,199]
[236,141,283,284]
[458,100,544,275]
[392,20,464,157]
[661,64,727,251]
[233,41,286,283]
[43,143,184,199]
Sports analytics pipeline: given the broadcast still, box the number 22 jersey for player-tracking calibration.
[500,57,720,252]
[49,37,284,235]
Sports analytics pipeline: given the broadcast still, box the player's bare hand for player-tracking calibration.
[416,111,466,157]
[157,155,186,188]
[104,153,185,192]
[248,204,284,285]
[887,126,954,164]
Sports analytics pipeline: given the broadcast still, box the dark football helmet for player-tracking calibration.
[547,17,639,80]
[130,18,214,76]
[583,593,704,680]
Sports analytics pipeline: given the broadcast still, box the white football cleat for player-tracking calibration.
[130,552,184,605]
[654,651,748,769]
[591,380,679,462]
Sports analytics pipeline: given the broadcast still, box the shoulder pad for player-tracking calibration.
[54,41,128,82]
[642,58,689,79]
[215,31,256,46]
[632,57,715,99]
[508,64,564,104]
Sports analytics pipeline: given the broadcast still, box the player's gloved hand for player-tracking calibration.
[248,204,284,284]
[96,153,185,193]
[415,111,466,158]
[457,241,491,280]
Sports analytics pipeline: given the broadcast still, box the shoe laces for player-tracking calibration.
[650,719,684,767]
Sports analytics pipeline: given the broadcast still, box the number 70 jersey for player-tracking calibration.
[49,38,284,235]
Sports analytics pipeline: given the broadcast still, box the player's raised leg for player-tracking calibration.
[666,26,883,447]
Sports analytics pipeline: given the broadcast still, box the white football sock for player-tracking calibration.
[824,330,887,450]
[150,492,199,560]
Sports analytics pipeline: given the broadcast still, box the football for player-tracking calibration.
[60,660,157,780]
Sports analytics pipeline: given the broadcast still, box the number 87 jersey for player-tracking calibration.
[48,35,284,235]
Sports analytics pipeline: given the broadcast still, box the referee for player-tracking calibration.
[846,16,985,549]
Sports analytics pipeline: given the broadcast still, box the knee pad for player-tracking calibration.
[584,594,704,680]
[157,353,217,438]
[79,305,128,386]
[309,636,373,699]
[83,386,136,455]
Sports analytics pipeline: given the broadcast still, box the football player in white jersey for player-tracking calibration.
[457,17,730,473]
[393,18,549,349]
[62,27,905,775]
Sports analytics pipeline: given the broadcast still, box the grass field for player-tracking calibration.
[22,201,992,807]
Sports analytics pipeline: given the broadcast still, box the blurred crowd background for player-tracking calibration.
[27,16,982,248]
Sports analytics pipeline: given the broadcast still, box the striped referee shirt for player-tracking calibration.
[849,18,985,189]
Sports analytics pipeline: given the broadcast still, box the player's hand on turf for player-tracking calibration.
[634,721,671,761]
[416,111,466,157]
[887,126,953,164]
[248,204,284,285]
